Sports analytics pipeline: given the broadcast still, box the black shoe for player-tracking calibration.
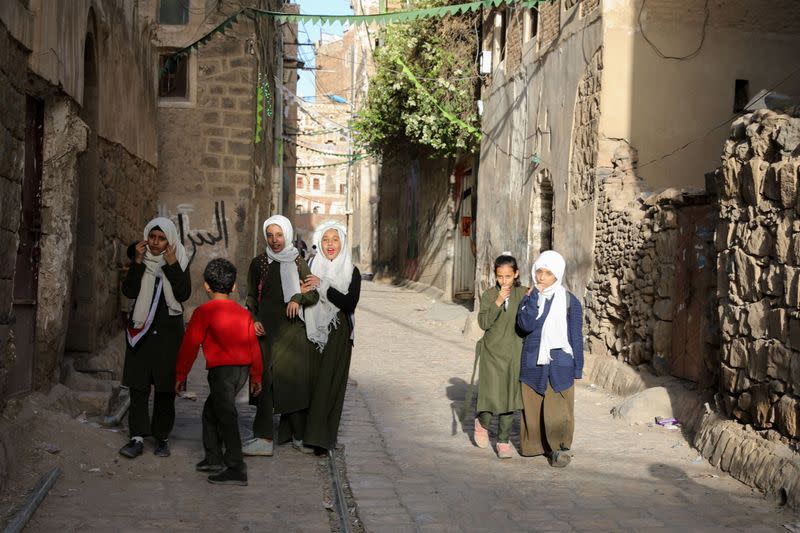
[196,459,225,473]
[119,439,144,458]
[548,450,571,468]
[154,440,171,457]
[313,446,328,457]
[208,468,248,486]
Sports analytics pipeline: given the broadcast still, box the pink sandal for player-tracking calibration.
[496,442,513,459]
[474,418,489,449]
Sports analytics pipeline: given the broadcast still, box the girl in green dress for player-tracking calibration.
[473,253,527,459]
[242,215,319,457]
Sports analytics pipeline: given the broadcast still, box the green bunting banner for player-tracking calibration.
[165,0,547,66]
[258,0,545,27]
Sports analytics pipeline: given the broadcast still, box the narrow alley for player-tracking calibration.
[8,361,331,532]
[340,282,797,532]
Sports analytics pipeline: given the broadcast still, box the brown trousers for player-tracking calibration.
[520,382,575,457]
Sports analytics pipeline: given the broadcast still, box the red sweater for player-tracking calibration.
[176,299,263,384]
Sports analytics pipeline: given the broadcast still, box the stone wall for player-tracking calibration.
[0,20,28,408]
[156,18,269,309]
[568,47,602,211]
[586,142,718,386]
[377,154,456,297]
[539,0,560,49]
[716,109,800,442]
[94,140,158,346]
[503,8,524,73]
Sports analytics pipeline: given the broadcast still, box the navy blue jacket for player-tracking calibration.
[516,290,584,394]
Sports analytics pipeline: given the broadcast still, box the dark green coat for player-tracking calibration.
[304,267,361,451]
[246,254,319,413]
[122,262,191,392]
[476,285,526,414]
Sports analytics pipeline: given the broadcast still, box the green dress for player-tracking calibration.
[304,267,361,451]
[476,285,526,414]
[246,254,319,414]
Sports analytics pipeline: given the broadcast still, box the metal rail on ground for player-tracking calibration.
[2,467,61,533]
[328,449,353,533]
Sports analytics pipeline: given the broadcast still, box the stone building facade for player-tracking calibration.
[140,0,288,308]
[0,0,159,408]
[472,0,800,502]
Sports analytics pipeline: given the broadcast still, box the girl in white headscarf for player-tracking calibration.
[516,250,584,468]
[119,217,192,460]
[300,220,361,454]
[243,215,319,457]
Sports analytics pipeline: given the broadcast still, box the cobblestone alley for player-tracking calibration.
[339,282,799,532]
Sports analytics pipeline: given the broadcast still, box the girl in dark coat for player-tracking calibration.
[119,217,191,459]
[301,221,361,454]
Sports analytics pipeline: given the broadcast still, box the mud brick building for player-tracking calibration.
[0,0,159,408]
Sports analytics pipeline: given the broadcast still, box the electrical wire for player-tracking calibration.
[638,0,709,61]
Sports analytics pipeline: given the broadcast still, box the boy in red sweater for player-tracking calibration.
[176,258,263,486]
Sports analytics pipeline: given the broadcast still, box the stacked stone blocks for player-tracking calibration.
[539,0,561,49]
[568,47,602,211]
[716,109,800,443]
[196,34,257,195]
[586,142,718,382]
[0,23,27,408]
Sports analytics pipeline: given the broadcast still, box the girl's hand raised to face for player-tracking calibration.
[134,241,147,264]
[495,285,512,307]
[163,244,178,265]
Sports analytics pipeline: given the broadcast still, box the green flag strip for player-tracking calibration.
[162,0,548,76]
[394,56,481,140]
[256,0,546,27]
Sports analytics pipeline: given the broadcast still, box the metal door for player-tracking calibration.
[453,166,476,300]
[9,97,44,396]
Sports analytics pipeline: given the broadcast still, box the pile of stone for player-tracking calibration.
[716,109,800,443]
[586,143,717,380]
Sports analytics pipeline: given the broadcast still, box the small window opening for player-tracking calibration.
[159,53,189,98]
[159,0,189,25]
[733,79,749,113]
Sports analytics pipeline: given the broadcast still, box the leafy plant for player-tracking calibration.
[352,0,481,157]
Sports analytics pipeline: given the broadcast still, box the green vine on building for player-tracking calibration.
[353,0,482,158]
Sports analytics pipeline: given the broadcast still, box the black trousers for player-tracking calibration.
[252,380,307,443]
[204,366,249,472]
[129,387,175,441]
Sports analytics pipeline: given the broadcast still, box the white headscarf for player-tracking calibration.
[130,217,189,328]
[532,250,573,365]
[263,215,301,304]
[305,221,353,352]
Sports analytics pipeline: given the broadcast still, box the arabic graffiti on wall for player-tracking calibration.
[158,201,229,264]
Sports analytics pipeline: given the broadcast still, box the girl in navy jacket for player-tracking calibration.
[516,250,583,467]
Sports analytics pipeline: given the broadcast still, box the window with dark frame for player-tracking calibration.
[313,177,321,190]
[733,79,750,113]
[339,184,346,194]
[499,9,507,61]
[297,176,304,189]
[159,53,189,99]
[530,8,539,40]
[159,0,189,25]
